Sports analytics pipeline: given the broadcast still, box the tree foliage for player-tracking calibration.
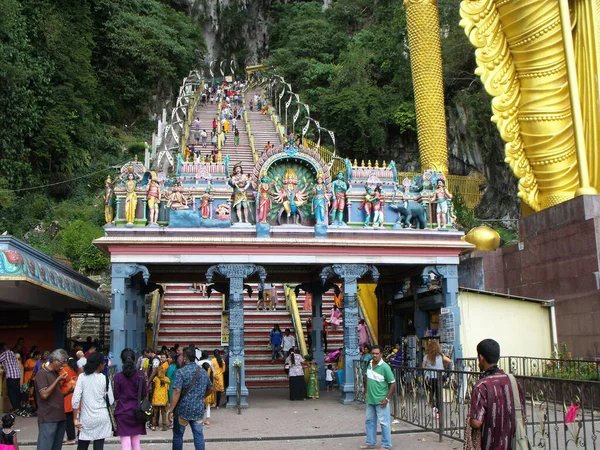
[0,0,204,269]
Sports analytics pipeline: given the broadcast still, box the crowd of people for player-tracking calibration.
[0,339,225,450]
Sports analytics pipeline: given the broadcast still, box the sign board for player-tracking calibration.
[439,309,455,343]
[221,311,230,346]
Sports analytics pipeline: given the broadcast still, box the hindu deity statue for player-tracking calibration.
[256,172,274,224]
[358,188,376,228]
[311,172,328,226]
[146,172,161,225]
[104,176,115,224]
[122,166,142,226]
[329,172,348,226]
[372,185,385,228]
[431,179,453,228]
[166,183,190,210]
[228,163,251,223]
[198,187,212,219]
[274,168,308,225]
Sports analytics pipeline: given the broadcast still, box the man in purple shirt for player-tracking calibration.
[469,339,525,450]
[0,342,22,412]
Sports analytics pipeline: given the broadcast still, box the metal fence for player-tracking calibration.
[353,362,600,449]
[456,356,600,381]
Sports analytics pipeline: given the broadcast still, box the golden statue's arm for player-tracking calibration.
[460,0,580,211]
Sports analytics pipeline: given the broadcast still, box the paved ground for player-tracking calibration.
[15,389,460,449]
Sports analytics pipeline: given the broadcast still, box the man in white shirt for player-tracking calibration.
[282,329,296,357]
[76,351,87,370]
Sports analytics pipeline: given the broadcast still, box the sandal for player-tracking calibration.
[151,426,157,431]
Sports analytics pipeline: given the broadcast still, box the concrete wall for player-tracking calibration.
[458,291,552,358]
[459,195,600,358]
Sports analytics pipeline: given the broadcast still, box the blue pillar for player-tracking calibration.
[110,264,150,371]
[206,263,266,409]
[54,312,67,349]
[321,264,379,404]
[438,264,462,360]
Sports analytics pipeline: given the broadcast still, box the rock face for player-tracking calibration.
[169,0,270,64]
[166,0,520,222]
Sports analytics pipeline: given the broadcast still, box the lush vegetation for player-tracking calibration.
[0,0,204,271]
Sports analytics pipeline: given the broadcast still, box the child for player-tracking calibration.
[325,365,334,392]
[151,356,170,431]
[0,413,18,449]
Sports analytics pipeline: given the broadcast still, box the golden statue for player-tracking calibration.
[459,0,598,211]
[123,166,141,225]
[404,0,448,174]
[104,176,114,224]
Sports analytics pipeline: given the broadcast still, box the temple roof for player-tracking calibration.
[0,236,109,312]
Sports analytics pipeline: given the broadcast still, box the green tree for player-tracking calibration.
[61,220,109,271]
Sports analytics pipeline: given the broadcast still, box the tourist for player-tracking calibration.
[249,100,253,111]
[193,117,200,131]
[76,351,86,371]
[143,348,161,390]
[198,353,215,425]
[169,346,213,450]
[269,324,283,363]
[325,364,334,392]
[211,350,226,408]
[114,349,146,450]
[329,304,341,330]
[358,319,369,352]
[35,349,69,450]
[166,351,178,426]
[200,130,207,148]
[282,329,296,357]
[212,118,217,133]
[194,130,201,146]
[82,337,93,353]
[306,359,319,399]
[151,353,170,431]
[362,345,395,450]
[1,413,19,449]
[322,318,329,353]
[0,343,22,413]
[222,118,229,134]
[60,357,79,445]
[72,352,114,450]
[285,348,306,401]
[12,338,27,359]
[469,339,525,450]
[233,127,240,147]
[423,340,451,416]
[84,345,96,359]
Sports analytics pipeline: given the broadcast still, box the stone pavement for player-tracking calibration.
[16,388,460,449]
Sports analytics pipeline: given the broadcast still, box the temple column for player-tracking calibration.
[110,263,150,370]
[422,264,462,360]
[206,263,266,409]
[311,290,325,387]
[321,264,379,404]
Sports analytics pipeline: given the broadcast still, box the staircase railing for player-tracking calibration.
[241,89,258,163]
[285,286,307,357]
[180,82,204,157]
[149,288,164,350]
[357,288,377,346]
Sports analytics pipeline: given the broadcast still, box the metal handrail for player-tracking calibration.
[285,286,307,357]
[356,289,377,346]
[180,84,204,156]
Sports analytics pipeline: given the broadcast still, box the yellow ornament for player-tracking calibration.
[463,226,501,252]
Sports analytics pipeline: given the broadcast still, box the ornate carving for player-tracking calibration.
[404,0,448,174]
[460,0,579,210]
[112,264,150,284]
[321,264,380,284]
[206,264,266,283]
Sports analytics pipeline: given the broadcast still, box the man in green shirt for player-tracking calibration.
[362,345,396,449]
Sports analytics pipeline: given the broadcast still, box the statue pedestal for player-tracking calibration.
[256,223,271,238]
[314,224,328,238]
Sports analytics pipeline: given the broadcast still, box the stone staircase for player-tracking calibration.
[186,97,217,159]
[245,87,283,157]
[156,283,291,388]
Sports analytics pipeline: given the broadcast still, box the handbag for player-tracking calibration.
[134,370,153,424]
[508,374,532,450]
[283,363,290,374]
[105,374,117,433]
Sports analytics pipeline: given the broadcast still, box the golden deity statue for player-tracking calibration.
[459,0,599,211]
